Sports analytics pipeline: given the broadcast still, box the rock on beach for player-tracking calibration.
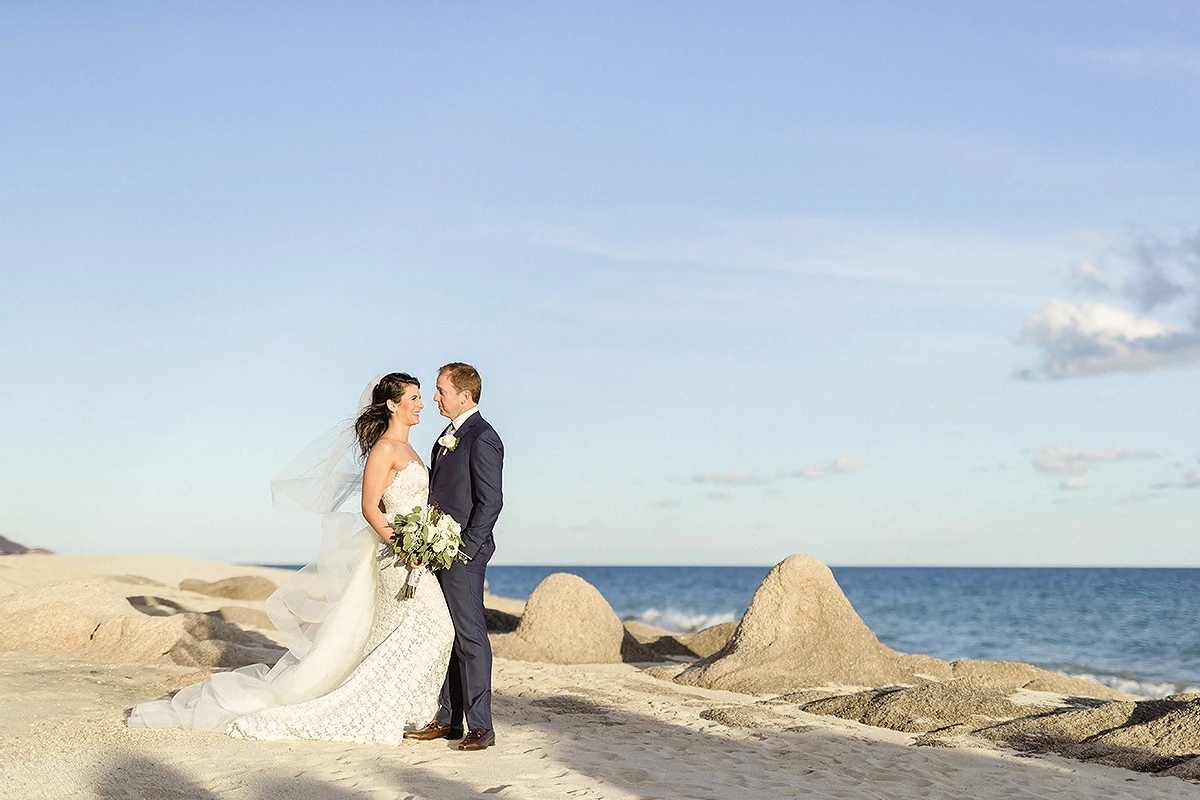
[0,576,283,668]
[178,575,278,601]
[672,554,954,693]
[0,535,52,555]
[491,572,627,664]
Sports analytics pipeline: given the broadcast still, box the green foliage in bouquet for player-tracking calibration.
[388,504,465,573]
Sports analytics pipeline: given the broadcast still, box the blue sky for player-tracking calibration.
[2,3,1198,566]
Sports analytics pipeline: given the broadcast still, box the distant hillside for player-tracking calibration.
[0,535,53,555]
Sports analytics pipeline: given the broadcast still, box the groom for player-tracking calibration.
[405,362,503,751]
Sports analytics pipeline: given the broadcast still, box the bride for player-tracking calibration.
[127,373,456,744]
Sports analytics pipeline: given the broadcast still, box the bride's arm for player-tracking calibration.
[361,442,397,543]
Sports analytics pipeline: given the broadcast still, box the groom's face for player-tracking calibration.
[434,372,467,420]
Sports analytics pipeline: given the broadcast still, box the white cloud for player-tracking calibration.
[1058,477,1088,492]
[1021,230,1200,378]
[1153,469,1200,490]
[690,470,771,486]
[789,456,867,481]
[1031,446,1159,476]
[1020,300,1200,378]
[691,456,866,486]
[1071,260,1122,294]
[827,456,866,473]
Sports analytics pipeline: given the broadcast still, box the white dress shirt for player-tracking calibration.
[449,406,479,433]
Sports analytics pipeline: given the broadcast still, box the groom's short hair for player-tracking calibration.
[440,362,482,403]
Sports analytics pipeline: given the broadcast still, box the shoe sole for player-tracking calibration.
[458,739,495,751]
[404,730,464,741]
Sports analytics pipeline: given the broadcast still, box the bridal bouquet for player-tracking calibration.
[387,505,464,599]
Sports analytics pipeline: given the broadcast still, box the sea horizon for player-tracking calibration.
[255,563,1200,698]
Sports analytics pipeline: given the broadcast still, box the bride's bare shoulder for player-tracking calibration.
[368,438,421,469]
[365,438,403,468]
[370,438,399,454]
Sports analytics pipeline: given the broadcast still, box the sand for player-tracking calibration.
[1,554,1198,800]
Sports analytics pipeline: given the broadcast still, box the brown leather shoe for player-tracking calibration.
[458,728,495,751]
[403,721,463,741]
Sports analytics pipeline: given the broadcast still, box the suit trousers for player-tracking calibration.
[434,544,493,732]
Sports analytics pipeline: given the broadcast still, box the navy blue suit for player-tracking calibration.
[429,410,503,732]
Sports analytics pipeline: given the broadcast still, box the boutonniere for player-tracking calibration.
[438,434,459,452]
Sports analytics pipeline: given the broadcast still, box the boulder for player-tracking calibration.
[1159,755,1200,780]
[1078,699,1200,769]
[951,659,1131,700]
[766,688,855,706]
[623,619,672,643]
[641,662,690,681]
[978,701,1140,751]
[0,577,283,668]
[209,606,274,629]
[803,676,1061,733]
[491,573,624,664]
[678,621,739,659]
[0,535,52,555]
[483,593,524,634]
[620,629,665,663]
[800,688,880,722]
[179,576,277,601]
[636,634,698,660]
[672,555,952,693]
[950,694,1200,775]
[700,705,792,730]
[622,619,721,660]
[0,535,27,555]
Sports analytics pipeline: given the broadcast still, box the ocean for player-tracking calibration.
[483,565,1200,698]
[262,563,1200,698]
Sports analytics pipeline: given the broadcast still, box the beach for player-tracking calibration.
[2,554,1199,800]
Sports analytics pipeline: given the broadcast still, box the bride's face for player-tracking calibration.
[388,386,423,426]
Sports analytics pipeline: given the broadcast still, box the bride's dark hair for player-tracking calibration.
[355,372,420,457]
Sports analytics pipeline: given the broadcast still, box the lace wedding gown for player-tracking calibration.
[128,462,455,745]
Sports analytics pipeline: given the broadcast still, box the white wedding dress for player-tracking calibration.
[128,462,455,745]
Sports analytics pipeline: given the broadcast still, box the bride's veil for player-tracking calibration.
[127,377,389,730]
[264,376,381,659]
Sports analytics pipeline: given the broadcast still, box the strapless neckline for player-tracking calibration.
[390,460,427,482]
[381,460,430,519]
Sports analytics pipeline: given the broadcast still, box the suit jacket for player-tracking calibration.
[429,411,503,562]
